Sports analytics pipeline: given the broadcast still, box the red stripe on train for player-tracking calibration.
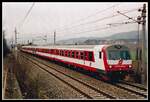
[34,52,97,72]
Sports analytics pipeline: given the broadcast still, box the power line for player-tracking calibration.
[57,7,141,33]
[57,26,110,37]
[56,4,120,31]
[117,11,138,23]
[76,4,120,22]
[68,26,110,35]
[59,19,137,37]
[37,14,54,33]
[18,2,35,28]
[107,21,137,27]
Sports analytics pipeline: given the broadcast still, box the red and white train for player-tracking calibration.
[21,44,133,81]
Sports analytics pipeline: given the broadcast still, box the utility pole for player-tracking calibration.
[54,31,56,45]
[136,16,141,82]
[117,4,147,85]
[14,28,17,51]
[14,28,18,59]
[139,4,147,85]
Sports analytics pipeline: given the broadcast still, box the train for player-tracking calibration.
[21,44,133,81]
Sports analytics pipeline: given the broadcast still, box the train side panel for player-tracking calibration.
[35,50,98,72]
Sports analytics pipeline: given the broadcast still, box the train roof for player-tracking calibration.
[22,44,129,51]
[22,45,111,51]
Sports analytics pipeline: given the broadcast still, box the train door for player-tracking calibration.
[97,50,105,70]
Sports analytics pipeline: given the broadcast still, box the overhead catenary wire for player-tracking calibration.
[58,20,137,37]
[35,4,120,35]
[56,4,120,31]
[57,7,141,33]
[107,21,137,27]
[18,2,35,29]
[17,4,142,45]
[117,11,138,23]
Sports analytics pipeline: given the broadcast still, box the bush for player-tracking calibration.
[3,36,10,57]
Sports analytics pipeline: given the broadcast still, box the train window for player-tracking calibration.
[49,49,52,54]
[80,52,85,60]
[53,49,55,54]
[88,52,93,61]
[46,49,47,53]
[63,50,65,56]
[120,50,131,60]
[85,52,89,60]
[76,51,79,58]
[59,50,61,56]
[65,50,68,56]
[59,50,62,56]
[108,50,130,60]
[54,49,56,54]
[62,50,64,56]
[60,50,62,56]
[50,49,52,54]
[99,52,101,59]
[58,50,59,55]
[89,52,93,61]
[68,51,70,57]
[56,49,58,55]
[44,49,46,53]
[72,51,75,58]
[49,49,51,53]
[60,50,61,55]
[64,50,66,56]
[58,50,60,55]
[55,49,57,54]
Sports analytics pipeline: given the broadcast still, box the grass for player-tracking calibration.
[130,50,136,61]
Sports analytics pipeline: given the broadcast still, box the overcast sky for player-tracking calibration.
[2,2,147,45]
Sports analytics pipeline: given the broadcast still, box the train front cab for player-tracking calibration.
[102,45,133,81]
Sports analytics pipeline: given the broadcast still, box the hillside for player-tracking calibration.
[57,31,139,44]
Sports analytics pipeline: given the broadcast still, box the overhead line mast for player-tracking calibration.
[113,4,147,85]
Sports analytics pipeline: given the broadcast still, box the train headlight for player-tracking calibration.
[109,65,112,68]
[129,65,132,68]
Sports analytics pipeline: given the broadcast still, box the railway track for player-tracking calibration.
[112,83,147,98]
[19,53,116,99]
[117,80,147,96]
[19,51,147,99]
[119,80,147,91]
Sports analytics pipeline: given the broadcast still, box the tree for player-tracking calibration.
[3,31,10,57]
